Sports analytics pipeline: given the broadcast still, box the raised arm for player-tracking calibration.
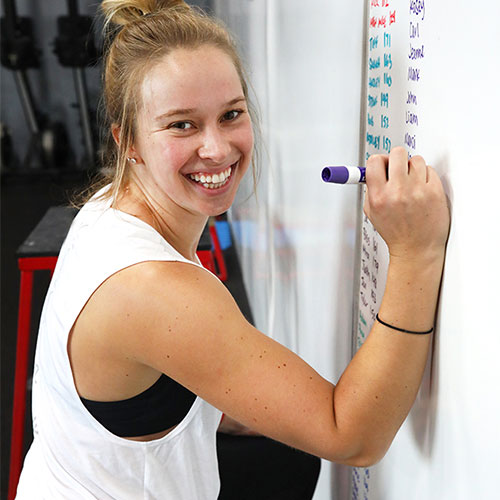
[333,147,450,463]
[84,147,449,466]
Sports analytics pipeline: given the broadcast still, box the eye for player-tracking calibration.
[222,109,243,122]
[168,121,194,130]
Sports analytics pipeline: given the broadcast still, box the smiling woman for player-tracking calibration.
[120,45,254,229]
[14,0,450,499]
[97,0,259,212]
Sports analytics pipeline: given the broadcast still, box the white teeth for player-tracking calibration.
[188,165,234,188]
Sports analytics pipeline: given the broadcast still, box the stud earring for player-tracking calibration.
[127,157,137,164]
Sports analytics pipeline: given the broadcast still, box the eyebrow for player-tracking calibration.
[154,96,247,123]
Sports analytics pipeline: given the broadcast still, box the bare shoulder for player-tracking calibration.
[88,260,353,462]
[93,259,259,376]
[94,259,243,338]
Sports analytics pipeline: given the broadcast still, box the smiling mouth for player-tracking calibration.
[187,162,237,190]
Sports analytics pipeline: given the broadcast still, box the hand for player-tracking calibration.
[363,147,450,261]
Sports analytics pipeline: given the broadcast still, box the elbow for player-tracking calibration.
[343,449,386,468]
[322,410,395,466]
[348,432,394,466]
[325,437,390,467]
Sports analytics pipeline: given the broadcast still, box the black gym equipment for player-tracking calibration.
[54,0,99,170]
[1,122,17,171]
[1,0,72,171]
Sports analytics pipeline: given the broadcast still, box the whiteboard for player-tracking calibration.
[353,1,500,499]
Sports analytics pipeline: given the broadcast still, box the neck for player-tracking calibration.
[116,181,208,263]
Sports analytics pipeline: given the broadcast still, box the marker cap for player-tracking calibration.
[322,166,366,184]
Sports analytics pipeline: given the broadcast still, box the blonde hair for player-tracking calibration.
[87,0,259,204]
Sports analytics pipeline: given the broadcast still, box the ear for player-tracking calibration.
[111,124,143,164]
[111,124,121,147]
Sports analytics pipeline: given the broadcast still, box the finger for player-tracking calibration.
[386,146,409,185]
[365,153,389,189]
[365,154,388,220]
[408,155,427,184]
[427,165,444,191]
[363,188,371,220]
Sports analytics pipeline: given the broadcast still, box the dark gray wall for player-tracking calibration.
[0,0,213,171]
[1,1,101,169]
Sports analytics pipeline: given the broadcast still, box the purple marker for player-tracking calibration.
[322,166,366,184]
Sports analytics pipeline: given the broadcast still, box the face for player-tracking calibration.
[131,45,254,218]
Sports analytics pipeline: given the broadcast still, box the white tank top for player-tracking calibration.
[16,191,223,499]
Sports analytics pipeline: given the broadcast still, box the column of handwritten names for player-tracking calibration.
[357,0,395,350]
[353,2,396,499]
[405,0,425,154]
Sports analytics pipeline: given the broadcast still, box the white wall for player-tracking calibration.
[214,2,366,498]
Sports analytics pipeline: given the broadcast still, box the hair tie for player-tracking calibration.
[376,314,433,335]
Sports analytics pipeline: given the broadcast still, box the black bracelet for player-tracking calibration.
[375,314,434,335]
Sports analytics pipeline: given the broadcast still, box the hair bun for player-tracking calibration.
[101,0,190,27]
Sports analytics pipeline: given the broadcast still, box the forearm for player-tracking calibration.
[333,251,444,465]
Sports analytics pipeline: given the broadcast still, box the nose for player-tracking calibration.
[197,126,231,164]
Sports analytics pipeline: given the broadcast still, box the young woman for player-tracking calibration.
[16,1,450,498]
